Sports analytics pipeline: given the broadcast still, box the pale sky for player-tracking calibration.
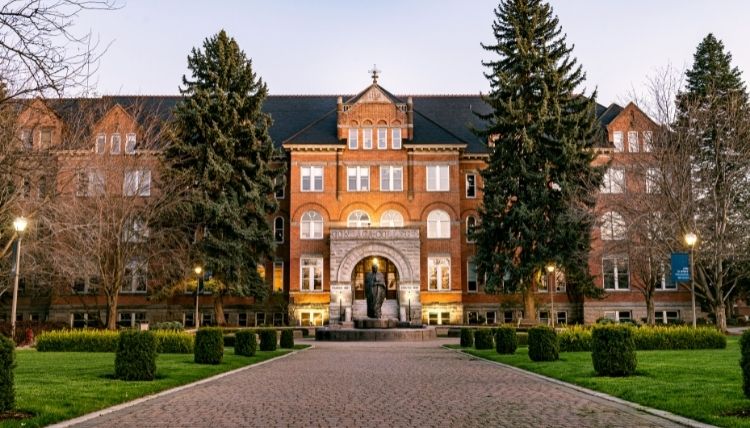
[73,0,750,105]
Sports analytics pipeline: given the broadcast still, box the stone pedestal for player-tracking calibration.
[345,308,352,322]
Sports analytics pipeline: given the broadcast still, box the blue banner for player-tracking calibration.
[671,252,690,283]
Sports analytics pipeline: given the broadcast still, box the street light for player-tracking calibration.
[545,264,556,328]
[194,266,202,329]
[685,232,698,328]
[10,217,28,341]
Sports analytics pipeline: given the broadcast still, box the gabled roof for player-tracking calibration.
[597,103,624,127]
[345,83,404,105]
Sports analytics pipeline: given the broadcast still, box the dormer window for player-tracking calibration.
[392,128,402,149]
[377,128,387,149]
[125,133,136,154]
[348,128,358,149]
[96,134,106,154]
[111,133,121,155]
[363,128,373,149]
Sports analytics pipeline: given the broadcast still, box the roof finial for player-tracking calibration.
[369,64,381,84]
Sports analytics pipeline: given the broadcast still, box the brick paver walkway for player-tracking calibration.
[70,339,689,427]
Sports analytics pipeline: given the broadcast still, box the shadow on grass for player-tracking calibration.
[99,373,167,380]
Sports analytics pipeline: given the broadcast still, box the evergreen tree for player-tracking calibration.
[474,0,602,321]
[163,30,285,325]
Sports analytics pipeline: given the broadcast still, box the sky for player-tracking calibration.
[72,0,750,105]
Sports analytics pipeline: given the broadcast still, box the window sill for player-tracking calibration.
[604,288,631,292]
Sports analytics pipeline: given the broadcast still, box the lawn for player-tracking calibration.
[1,346,304,428]
[455,337,750,427]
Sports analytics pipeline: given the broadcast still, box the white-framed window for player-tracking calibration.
[656,261,676,290]
[427,210,451,239]
[467,259,478,292]
[300,311,324,326]
[275,176,285,199]
[380,166,403,191]
[111,133,121,154]
[600,168,624,194]
[427,165,450,191]
[347,166,369,191]
[348,128,358,149]
[76,169,105,197]
[603,256,629,290]
[466,216,476,243]
[466,173,477,198]
[125,133,137,154]
[301,166,324,192]
[380,210,404,227]
[122,259,147,293]
[603,310,632,322]
[643,131,653,152]
[300,211,323,239]
[554,269,566,292]
[96,133,106,154]
[377,128,387,149]
[363,128,373,149]
[347,210,371,228]
[428,256,451,291]
[655,310,680,324]
[556,311,567,325]
[539,311,550,324]
[273,261,284,293]
[123,169,151,197]
[646,168,660,194]
[123,216,149,243]
[255,312,266,326]
[392,128,402,149]
[300,257,323,291]
[613,131,624,152]
[600,211,625,240]
[72,275,100,294]
[20,129,32,150]
[427,311,451,325]
[274,217,284,243]
[503,311,514,323]
[628,131,639,152]
[117,312,146,328]
[40,128,52,147]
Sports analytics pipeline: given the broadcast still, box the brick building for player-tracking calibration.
[3,77,694,328]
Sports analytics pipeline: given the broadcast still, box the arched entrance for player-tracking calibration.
[351,256,399,300]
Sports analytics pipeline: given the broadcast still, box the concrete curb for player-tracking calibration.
[443,346,716,428]
[49,346,313,428]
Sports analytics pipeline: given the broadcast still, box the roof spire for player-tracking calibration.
[369,64,381,84]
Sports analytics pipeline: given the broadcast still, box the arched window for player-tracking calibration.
[427,210,451,239]
[274,217,284,243]
[466,216,476,243]
[380,210,404,227]
[300,211,323,239]
[347,210,371,228]
[600,211,626,240]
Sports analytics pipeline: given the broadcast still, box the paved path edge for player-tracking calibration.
[48,346,313,428]
[444,346,716,428]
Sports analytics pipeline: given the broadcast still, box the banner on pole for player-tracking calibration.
[671,252,690,283]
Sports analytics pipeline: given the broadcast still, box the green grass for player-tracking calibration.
[453,337,750,427]
[2,346,306,427]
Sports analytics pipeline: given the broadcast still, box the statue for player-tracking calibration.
[365,264,387,318]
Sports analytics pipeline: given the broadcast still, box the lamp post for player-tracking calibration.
[545,264,555,328]
[407,291,412,322]
[194,266,202,329]
[685,232,698,328]
[10,217,28,341]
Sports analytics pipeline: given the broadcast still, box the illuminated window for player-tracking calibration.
[273,261,284,292]
[300,257,323,291]
[428,257,451,290]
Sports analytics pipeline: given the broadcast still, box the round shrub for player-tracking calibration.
[741,330,750,398]
[592,325,637,376]
[0,335,15,411]
[258,329,277,351]
[235,330,257,356]
[495,326,517,354]
[280,329,294,349]
[474,329,494,350]
[528,325,559,362]
[460,328,474,348]
[115,330,157,381]
[194,327,224,364]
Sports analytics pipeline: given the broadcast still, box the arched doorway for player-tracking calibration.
[351,256,399,300]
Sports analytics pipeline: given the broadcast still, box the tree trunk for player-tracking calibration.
[646,297,655,326]
[715,301,727,332]
[214,294,226,326]
[105,292,118,330]
[523,289,536,323]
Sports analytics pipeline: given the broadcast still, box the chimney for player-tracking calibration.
[406,97,414,140]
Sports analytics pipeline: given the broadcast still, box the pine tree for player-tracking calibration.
[474,0,602,322]
[163,30,285,325]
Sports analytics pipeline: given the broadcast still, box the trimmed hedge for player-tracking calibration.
[592,325,637,376]
[0,335,15,411]
[460,328,474,348]
[235,330,257,356]
[495,326,517,354]
[517,332,528,346]
[36,330,118,352]
[528,325,559,361]
[280,329,294,349]
[194,328,224,365]
[115,330,157,381]
[558,325,593,352]
[258,329,277,351]
[633,326,726,350]
[474,329,494,350]
[154,331,194,354]
[742,331,750,398]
